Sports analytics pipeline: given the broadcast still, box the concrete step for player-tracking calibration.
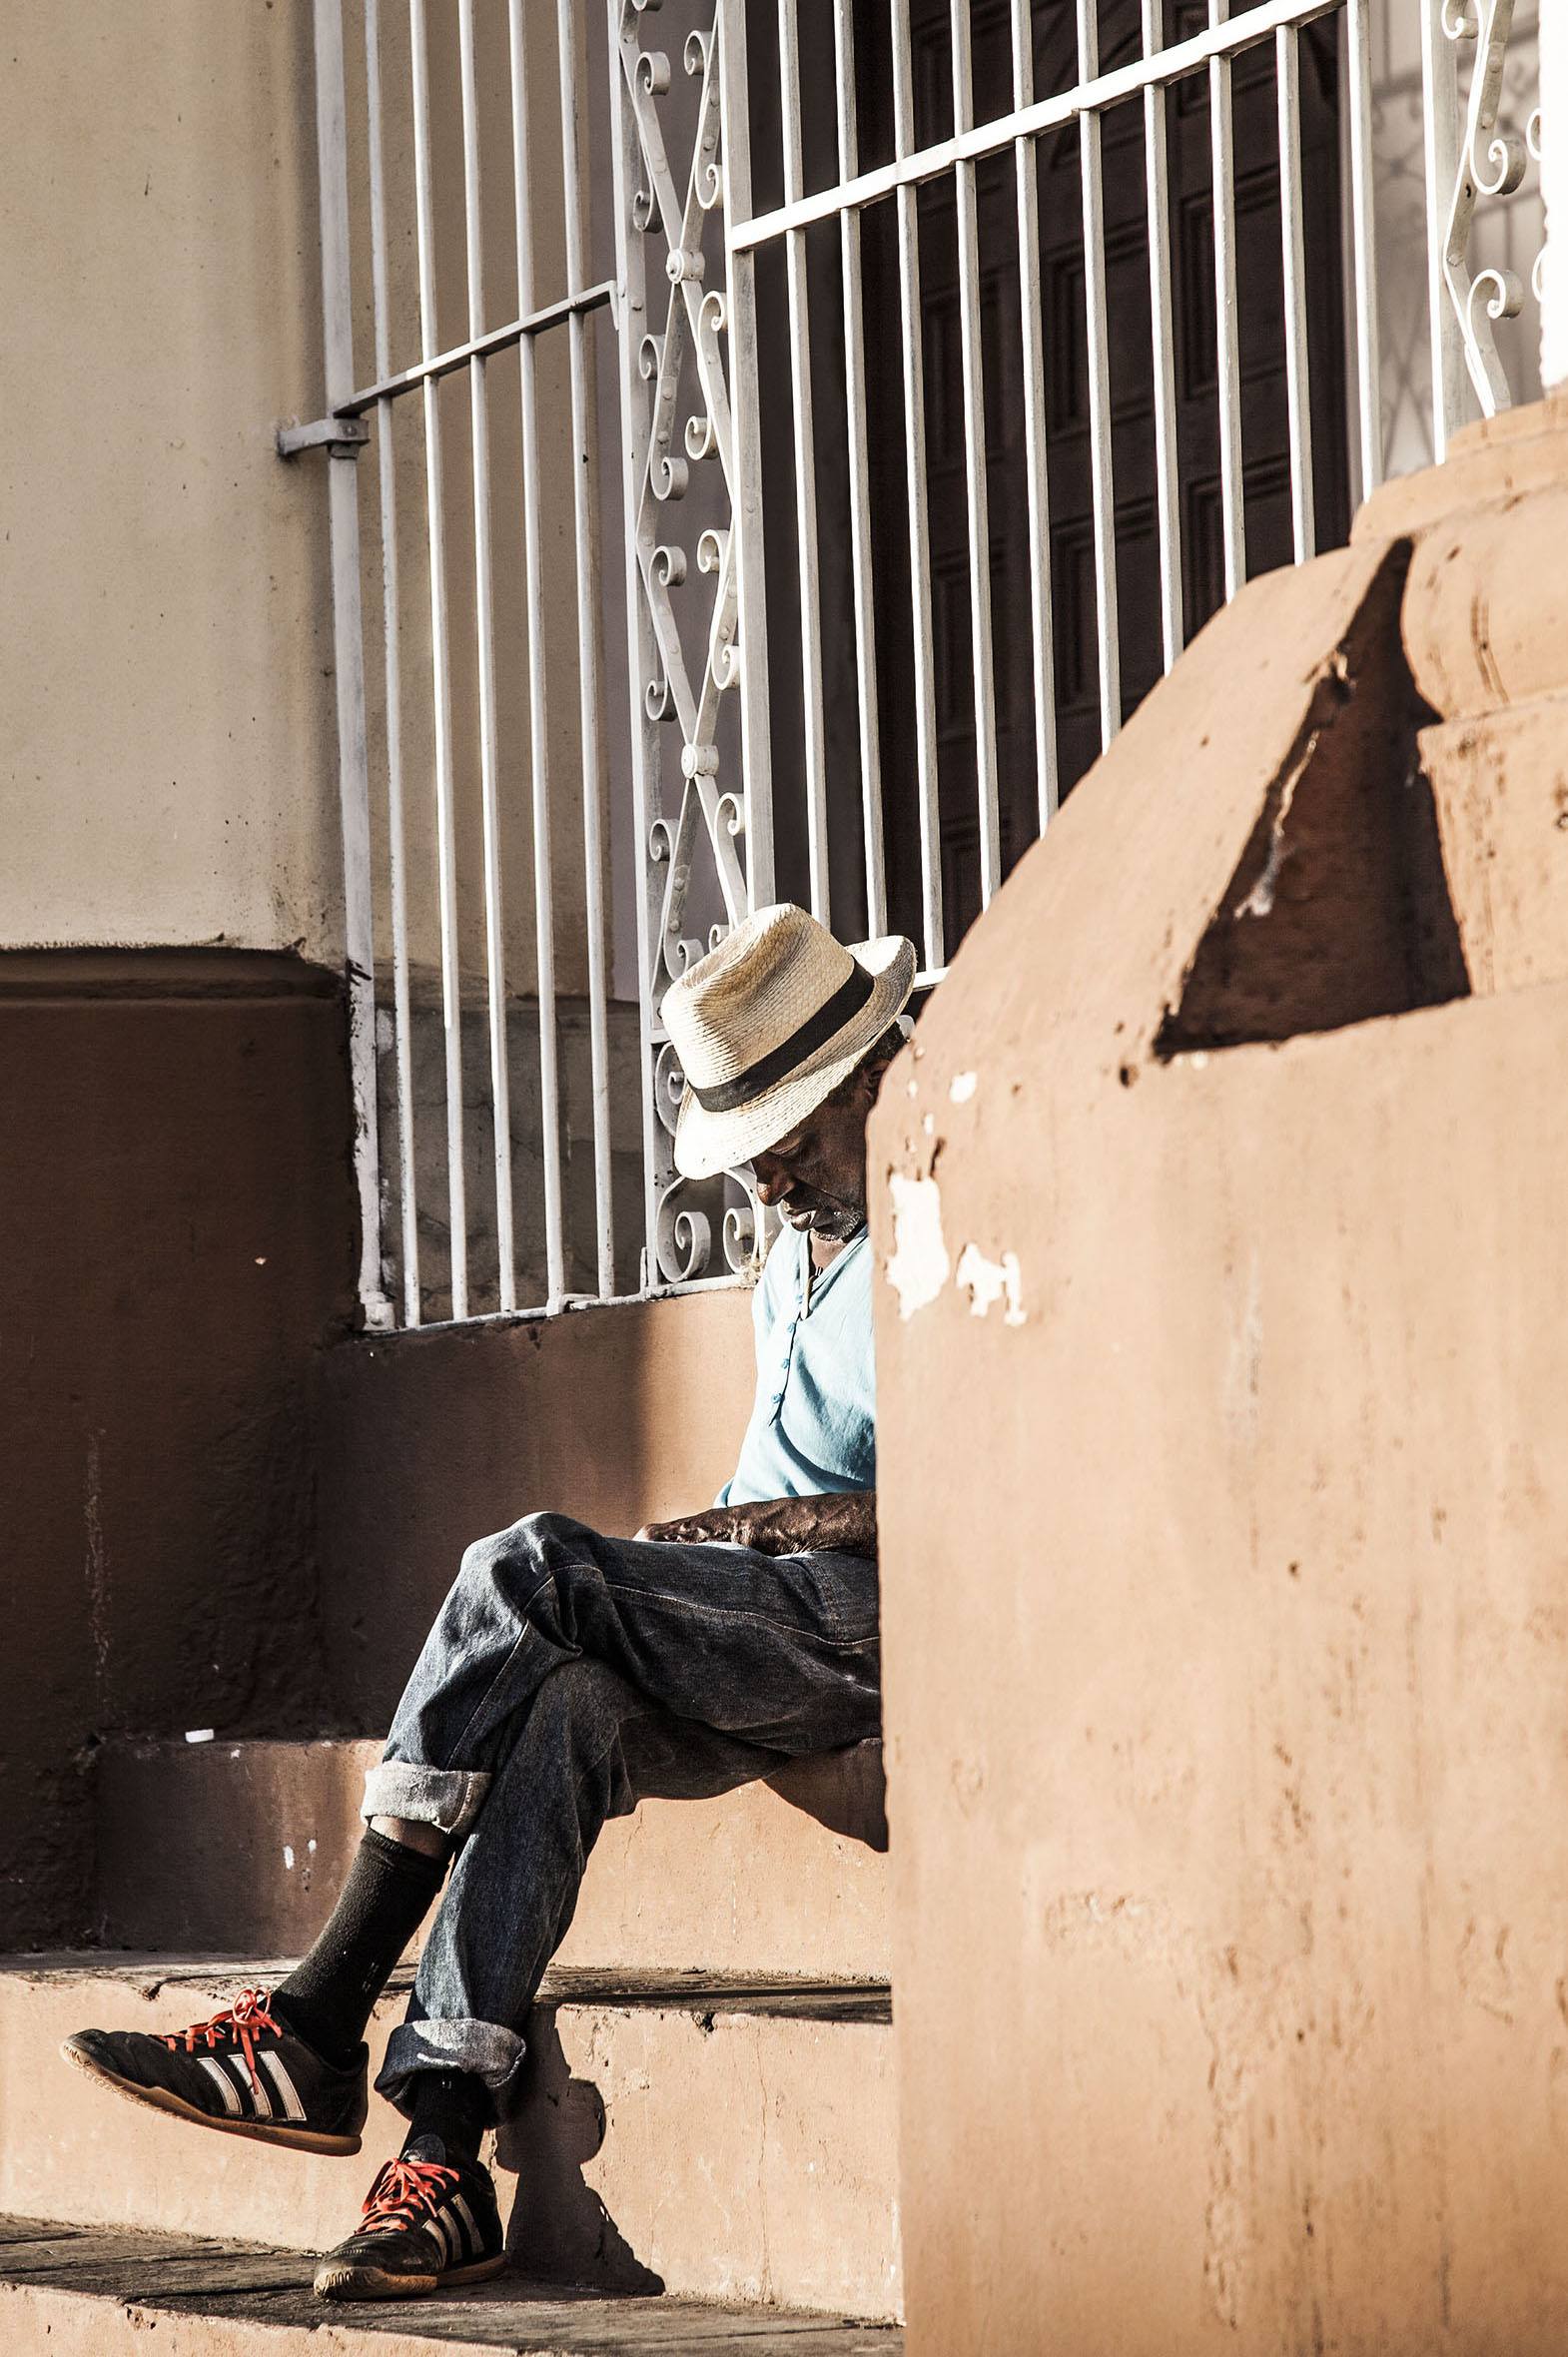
[0,2214,903,2353]
[0,1956,900,2323]
[93,1738,890,1979]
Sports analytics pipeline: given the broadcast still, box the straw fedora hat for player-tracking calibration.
[662,903,916,1181]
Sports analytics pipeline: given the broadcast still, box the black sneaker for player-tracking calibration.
[61,1986,367,2156]
[313,2137,507,2300]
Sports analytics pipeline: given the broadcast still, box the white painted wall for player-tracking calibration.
[1,1,342,962]
[1540,0,1567,387]
[0,0,611,991]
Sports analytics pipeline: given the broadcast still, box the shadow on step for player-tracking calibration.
[493,1972,895,2300]
[495,2014,664,2295]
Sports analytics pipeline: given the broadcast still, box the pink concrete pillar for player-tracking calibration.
[871,520,1568,2354]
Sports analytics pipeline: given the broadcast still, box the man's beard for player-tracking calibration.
[778,1188,865,1242]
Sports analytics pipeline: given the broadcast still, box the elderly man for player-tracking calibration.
[63,902,914,2302]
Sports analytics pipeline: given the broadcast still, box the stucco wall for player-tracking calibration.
[1,1,341,962]
[0,1,602,989]
[869,435,1568,2352]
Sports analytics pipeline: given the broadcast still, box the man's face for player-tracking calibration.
[749,1071,875,1244]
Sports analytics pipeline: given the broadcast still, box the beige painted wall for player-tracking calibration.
[2,1,343,962]
[0,1,601,988]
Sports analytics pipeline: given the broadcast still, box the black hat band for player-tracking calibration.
[686,962,879,1116]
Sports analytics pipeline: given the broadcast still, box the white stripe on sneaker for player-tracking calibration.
[432,2210,457,2265]
[224,2053,271,2118]
[261,2049,308,2123]
[452,2194,481,2260]
[197,2055,242,2117]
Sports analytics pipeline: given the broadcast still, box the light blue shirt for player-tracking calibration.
[719,1224,877,1505]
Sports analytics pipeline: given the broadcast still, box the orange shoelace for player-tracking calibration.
[158,1986,280,2103]
[360,2155,461,2234]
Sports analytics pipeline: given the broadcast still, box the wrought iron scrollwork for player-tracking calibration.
[1442,0,1544,413]
[615,0,766,1286]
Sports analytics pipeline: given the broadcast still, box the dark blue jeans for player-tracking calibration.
[361,1511,882,2110]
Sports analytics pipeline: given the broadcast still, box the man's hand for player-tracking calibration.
[635,1491,877,1560]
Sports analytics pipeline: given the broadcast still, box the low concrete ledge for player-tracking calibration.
[0,1959,900,2320]
[0,2215,903,2352]
[94,1736,890,1979]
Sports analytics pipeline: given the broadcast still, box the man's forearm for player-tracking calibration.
[637,1489,877,1559]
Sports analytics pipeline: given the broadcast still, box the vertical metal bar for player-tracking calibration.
[1541,0,1568,393]
[1141,0,1184,672]
[777,0,830,923]
[609,0,662,1282]
[557,0,615,1298]
[314,0,392,1330]
[1207,0,1245,601]
[1420,0,1466,461]
[507,0,566,1309]
[1077,0,1121,751]
[1343,0,1383,496]
[408,0,468,1320]
[892,0,944,968]
[832,5,887,936]
[717,0,776,912]
[458,0,516,1313]
[1276,23,1316,563]
[951,0,1001,908]
[1010,0,1059,833]
[365,0,419,1325]
[1335,9,1362,511]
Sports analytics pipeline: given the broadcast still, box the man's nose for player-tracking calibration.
[753,1160,791,1205]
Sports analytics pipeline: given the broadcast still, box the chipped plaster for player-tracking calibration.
[954,1242,1026,1325]
[884,1175,951,1320]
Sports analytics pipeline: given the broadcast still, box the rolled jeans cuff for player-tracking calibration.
[377,2017,526,2111]
[361,1759,490,1841]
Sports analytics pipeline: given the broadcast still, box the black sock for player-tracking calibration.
[272,1829,446,2068]
[404,2069,491,2168]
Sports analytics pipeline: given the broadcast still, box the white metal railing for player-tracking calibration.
[288,0,1544,1332]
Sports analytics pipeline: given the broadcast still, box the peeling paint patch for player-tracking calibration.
[950,1071,977,1104]
[955,1242,1026,1325]
[885,1175,950,1319]
[283,1845,295,1872]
